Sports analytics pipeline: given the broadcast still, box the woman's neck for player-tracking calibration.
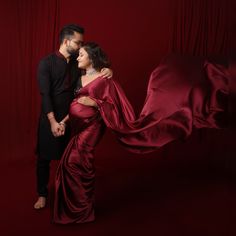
[85,68,98,76]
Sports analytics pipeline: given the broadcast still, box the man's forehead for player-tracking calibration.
[73,32,83,39]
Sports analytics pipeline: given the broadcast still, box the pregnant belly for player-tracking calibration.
[69,99,97,119]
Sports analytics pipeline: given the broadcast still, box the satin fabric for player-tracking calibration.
[53,55,231,224]
[53,101,106,224]
[92,55,229,153]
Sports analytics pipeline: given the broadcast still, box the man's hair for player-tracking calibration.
[59,24,85,45]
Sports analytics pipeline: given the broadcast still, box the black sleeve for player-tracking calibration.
[37,58,53,114]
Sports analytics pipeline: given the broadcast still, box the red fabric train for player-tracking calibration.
[53,54,233,224]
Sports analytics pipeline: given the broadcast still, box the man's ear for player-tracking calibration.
[63,38,69,46]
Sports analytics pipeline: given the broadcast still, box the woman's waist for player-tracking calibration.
[69,99,99,119]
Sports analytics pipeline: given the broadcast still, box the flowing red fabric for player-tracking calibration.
[92,55,229,153]
[53,54,230,224]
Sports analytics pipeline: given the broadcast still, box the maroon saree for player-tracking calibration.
[53,55,231,224]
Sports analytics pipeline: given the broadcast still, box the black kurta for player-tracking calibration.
[36,51,81,160]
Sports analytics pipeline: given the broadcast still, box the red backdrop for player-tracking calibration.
[0,0,235,172]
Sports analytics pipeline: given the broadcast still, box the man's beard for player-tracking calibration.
[67,47,79,57]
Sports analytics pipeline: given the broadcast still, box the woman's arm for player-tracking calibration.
[77,96,98,107]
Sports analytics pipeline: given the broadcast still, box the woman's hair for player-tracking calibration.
[82,42,111,71]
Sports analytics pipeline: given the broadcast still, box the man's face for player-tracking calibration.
[66,32,84,56]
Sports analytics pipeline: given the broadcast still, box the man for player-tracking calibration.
[34,24,112,209]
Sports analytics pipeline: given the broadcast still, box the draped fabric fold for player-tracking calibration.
[91,55,229,153]
[53,54,231,224]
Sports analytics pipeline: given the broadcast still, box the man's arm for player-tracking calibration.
[37,59,62,137]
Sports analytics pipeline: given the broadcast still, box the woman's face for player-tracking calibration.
[77,47,92,69]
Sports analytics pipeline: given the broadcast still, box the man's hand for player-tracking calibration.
[101,68,113,79]
[47,112,65,137]
[50,121,65,137]
[77,96,97,107]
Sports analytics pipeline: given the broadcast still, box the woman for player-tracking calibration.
[53,42,230,224]
[53,43,110,224]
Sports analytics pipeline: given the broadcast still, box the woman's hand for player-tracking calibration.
[50,120,65,137]
[77,96,98,107]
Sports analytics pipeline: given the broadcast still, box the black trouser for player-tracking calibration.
[36,157,51,197]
